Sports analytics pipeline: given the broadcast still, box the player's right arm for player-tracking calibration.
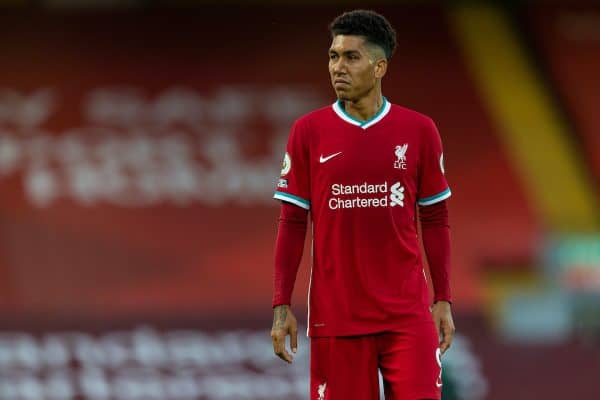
[271,202,308,363]
[271,118,311,363]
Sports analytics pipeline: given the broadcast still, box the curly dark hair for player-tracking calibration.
[329,10,397,60]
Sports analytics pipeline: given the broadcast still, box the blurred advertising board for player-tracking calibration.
[0,326,484,400]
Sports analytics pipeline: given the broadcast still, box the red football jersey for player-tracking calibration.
[274,98,451,337]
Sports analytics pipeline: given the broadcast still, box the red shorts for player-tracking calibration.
[310,322,442,400]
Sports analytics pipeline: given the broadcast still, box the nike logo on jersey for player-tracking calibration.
[319,152,342,163]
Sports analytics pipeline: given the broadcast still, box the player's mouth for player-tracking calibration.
[333,78,350,88]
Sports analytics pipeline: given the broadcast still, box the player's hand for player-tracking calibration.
[431,300,455,354]
[270,304,298,364]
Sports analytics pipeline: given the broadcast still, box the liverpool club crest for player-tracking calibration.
[394,144,408,170]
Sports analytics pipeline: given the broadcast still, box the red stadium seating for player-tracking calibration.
[528,4,600,188]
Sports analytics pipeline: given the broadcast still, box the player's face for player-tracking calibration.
[328,35,384,101]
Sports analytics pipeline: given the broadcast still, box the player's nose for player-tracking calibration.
[331,59,346,74]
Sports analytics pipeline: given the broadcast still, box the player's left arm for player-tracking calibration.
[418,117,455,354]
[420,201,455,354]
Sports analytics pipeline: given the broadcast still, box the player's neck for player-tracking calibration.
[342,90,385,122]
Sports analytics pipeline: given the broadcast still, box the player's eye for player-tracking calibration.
[329,53,338,60]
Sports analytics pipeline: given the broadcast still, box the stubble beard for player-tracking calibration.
[336,91,351,101]
[335,84,374,104]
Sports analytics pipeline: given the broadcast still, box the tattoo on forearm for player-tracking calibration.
[273,306,288,330]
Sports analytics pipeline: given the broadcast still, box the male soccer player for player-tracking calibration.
[270,10,455,400]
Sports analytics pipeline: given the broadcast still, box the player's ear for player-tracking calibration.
[374,59,387,79]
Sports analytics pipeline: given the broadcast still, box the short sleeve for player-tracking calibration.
[417,118,451,206]
[273,119,311,209]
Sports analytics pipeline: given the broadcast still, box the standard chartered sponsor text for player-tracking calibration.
[328,182,404,209]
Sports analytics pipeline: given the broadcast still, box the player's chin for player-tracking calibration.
[334,89,352,101]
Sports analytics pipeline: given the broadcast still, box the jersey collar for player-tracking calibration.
[332,97,391,130]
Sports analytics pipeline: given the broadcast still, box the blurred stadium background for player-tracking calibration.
[0,0,598,399]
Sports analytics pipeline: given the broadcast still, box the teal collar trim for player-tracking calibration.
[332,97,391,130]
